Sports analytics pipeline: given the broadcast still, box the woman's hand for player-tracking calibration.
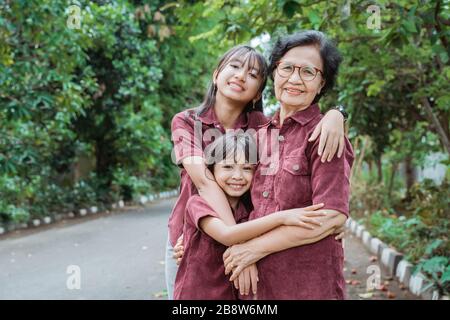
[223,242,263,282]
[308,109,345,162]
[172,234,184,265]
[333,224,346,241]
[232,263,259,296]
[281,204,327,229]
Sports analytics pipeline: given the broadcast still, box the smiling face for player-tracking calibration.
[214,52,263,105]
[213,151,255,198]
[273,45,324,111]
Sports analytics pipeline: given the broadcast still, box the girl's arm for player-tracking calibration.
[223,210,346,279]
[182,156,236,226]
[199,204,327,247]
[243,210,345,257]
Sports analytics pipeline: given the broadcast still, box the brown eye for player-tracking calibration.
[281,64,293,72]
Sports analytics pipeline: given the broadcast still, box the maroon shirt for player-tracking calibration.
[174,195,249,300]
[170,107,268,247]
[249,104,354,299]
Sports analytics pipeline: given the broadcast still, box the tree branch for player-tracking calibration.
[421,97,450,155]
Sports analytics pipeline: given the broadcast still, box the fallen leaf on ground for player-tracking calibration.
[153,290,168,298]
[378,284,388,291]
[351,280,361,286]
[386,291,396,299]
[358,292,374,299]
[370,256,378,262]
[351,268,357,274]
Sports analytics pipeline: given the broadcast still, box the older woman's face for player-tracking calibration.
[273,45,324,110]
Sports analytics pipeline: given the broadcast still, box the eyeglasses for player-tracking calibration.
[275,61,323,82]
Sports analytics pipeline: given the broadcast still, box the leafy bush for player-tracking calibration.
[0,0,184,226]
[357,179,449,296]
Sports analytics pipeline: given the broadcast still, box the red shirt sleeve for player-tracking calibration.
[308,137,354,217]
[185,195,221,230]
[171,111,204,166]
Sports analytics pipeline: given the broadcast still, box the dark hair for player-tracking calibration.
[197,45,268,117]
[269,30,342,103]
[203,131,257,210]
[204,131,258,172]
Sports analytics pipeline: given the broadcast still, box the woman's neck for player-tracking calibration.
[279,103,309,126]
[214,94,246,129]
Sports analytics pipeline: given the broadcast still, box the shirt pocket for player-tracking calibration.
[277,153,312,207]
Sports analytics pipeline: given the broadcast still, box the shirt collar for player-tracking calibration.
[258,103,321,128]
[290,103,321,126]
[232,200,248,220]
[198,106,249,129]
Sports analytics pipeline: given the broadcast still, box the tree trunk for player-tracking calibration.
[422,97,450,155]
[388,162,398,198]
[404,155,416,195]
[376,156,383,183]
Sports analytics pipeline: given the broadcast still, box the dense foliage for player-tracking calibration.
[1,0,448,293]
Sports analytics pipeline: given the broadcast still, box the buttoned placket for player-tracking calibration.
[259,118,291,214]
[273,119,293,211]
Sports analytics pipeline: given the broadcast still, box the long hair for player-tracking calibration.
[197,45,268,117]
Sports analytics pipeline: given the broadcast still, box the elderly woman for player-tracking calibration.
[222,31,354,299]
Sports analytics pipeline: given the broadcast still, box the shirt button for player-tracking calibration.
[269,163,275,169]
[262,191,269,198]
[278,135,285,142]
[292,164,300,171]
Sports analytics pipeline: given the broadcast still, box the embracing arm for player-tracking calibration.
[308,109,346,162]
[199,204,326,246]
[223,210,347,279]
[182,156,236,226]
[172,113,236,226]
[244,210,346,258]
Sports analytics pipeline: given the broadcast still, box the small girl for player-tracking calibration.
[173,132,326,300]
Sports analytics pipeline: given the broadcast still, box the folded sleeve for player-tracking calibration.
[171,112,204,166]
[185,195,221,230]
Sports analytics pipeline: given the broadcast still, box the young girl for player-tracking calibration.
[167,44,346,299]
[173,132,328,299]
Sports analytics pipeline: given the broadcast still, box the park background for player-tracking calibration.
[0,0,449,298]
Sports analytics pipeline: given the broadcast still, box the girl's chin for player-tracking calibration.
[225,188,248,197]
[222,90,250,102]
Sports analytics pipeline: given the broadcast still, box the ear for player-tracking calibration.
[212,69,218,85]
[318,80,325,94]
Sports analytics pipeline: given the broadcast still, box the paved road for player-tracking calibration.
[0,198,419,300]
[0,200,172,300]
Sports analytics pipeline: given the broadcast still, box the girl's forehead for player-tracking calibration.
[228,51,260,70]
[217,150,248,165]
